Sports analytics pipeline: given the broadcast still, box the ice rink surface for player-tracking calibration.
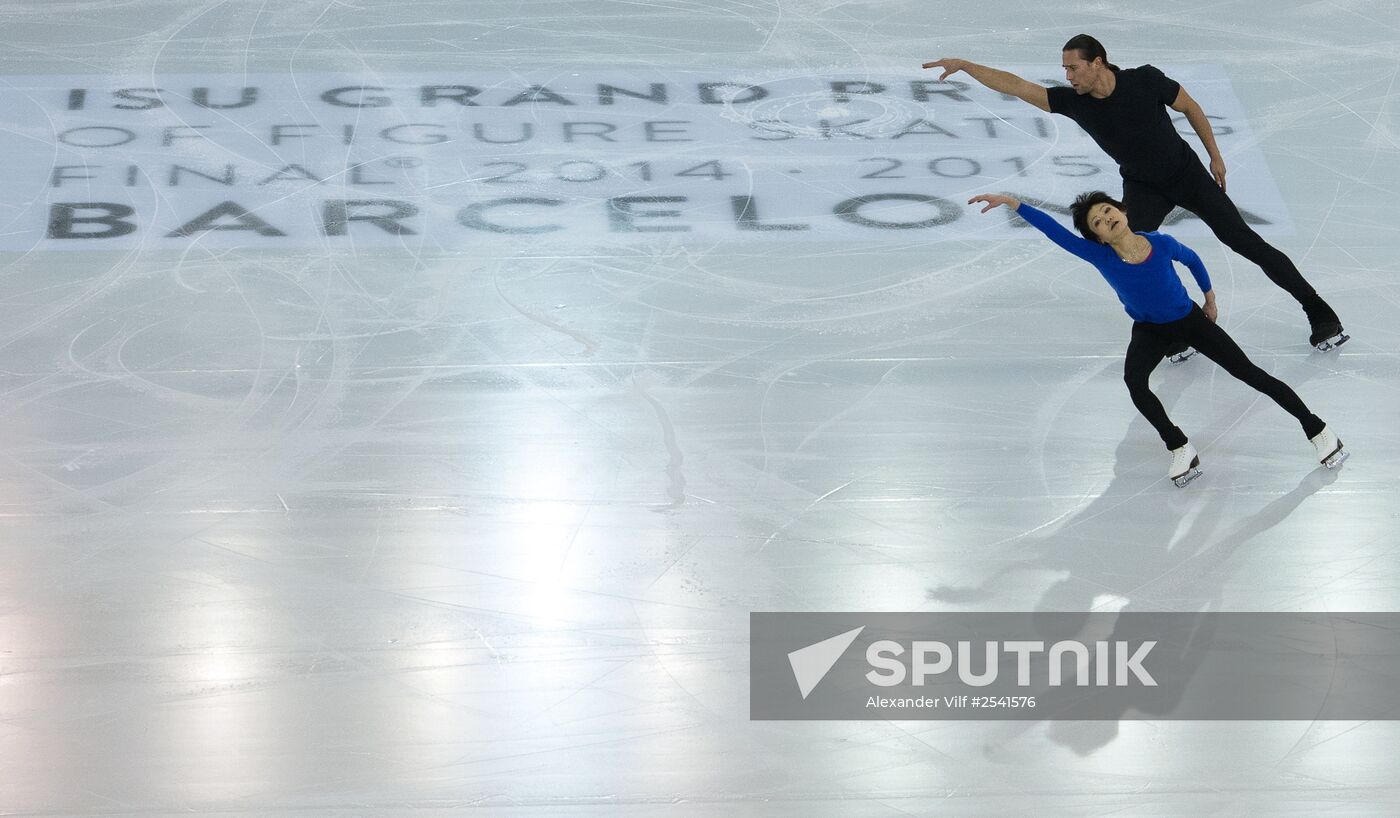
[1,1,1398,814]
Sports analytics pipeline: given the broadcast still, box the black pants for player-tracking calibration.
[1123,158,1340,329]
[1124,304,1325,450]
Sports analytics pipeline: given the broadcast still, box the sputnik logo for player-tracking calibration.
[788,626,864,699]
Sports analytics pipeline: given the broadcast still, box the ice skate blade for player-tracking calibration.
[1168,348,1198,364]
[1321,449,1350,470]
[1172,468,1203,488]
[1313,333,1350,352]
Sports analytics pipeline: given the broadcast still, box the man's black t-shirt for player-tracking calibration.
[1047,65,1195,182]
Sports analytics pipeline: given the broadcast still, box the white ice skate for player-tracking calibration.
[1168,346,1199,364]
[1310,323,1350,352]
[1312,332,1350,352]
[1168,442,1202,487]
[1309,426,1349,469]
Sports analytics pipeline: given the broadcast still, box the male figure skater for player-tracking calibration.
[924,35,1347,353]
[968,190,1347,485]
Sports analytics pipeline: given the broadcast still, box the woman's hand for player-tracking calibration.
[1203,291,1219,323]
[968,193,1020,213]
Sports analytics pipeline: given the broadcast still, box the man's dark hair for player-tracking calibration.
[1063,34,1120,72]
[1071,191,1127,242]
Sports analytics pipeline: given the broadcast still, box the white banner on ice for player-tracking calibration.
[0,67,1292,249]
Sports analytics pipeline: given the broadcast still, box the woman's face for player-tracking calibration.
[1087,202,1129,243]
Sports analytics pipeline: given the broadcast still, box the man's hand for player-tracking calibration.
[1172,87,1228,190]
[921,58,1050,111]
[1209,156,1227,191]
[968,193,1020,213]
[921,58,967,80]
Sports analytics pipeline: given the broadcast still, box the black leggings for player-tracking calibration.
[1124,304,1325,450]
[1123,159,1339,328]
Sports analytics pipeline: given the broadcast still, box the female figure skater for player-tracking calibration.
[969,191,1348,485]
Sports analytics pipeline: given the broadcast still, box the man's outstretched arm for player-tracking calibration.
[922,58,1050,112]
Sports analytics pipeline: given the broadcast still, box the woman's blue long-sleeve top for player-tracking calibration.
[1015,203,1212,324]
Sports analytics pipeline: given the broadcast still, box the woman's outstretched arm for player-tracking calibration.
[968,194,1102,264]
